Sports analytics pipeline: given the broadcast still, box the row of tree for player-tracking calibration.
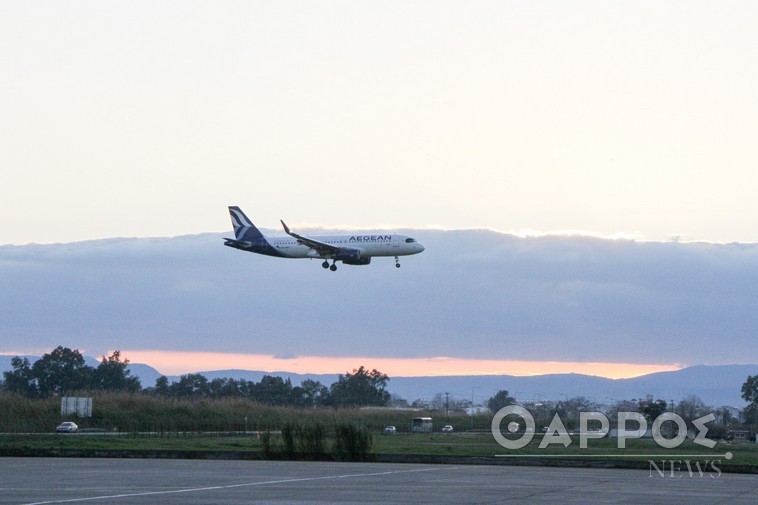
[3,347,757,424]
[505,387,758,430]
[147,367,390,407]
[2,347,141,397]
[0,347,391,408]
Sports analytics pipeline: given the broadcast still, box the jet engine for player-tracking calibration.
[335,249,371,265]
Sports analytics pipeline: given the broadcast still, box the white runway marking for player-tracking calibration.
[23,466,455,505]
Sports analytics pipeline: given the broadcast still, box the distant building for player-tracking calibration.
[726,430,751,443]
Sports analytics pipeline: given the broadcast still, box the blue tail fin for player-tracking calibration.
[228,206,265,242]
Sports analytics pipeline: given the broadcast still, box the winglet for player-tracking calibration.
[280,219,307,242]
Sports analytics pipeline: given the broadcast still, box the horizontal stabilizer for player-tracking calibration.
[223,238,251,248]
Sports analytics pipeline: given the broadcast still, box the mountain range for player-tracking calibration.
[182,364,758,408]
[1,356,753,408]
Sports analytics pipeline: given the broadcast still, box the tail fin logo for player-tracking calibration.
[229,208,252,240]
[228,206,266,242]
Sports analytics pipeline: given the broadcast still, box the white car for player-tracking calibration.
[56,422,78,433]
[441,425,454,433]
[383,425,396,435]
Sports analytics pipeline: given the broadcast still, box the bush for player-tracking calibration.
[300,422,326,459]
[333,422,372,462]
[281,422,296,457]
[280,421,327,460]
[260,430,273,458]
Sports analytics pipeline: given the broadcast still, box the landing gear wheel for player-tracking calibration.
[322,261,329,269]
[395,256,401,268]
[329,264,338,272]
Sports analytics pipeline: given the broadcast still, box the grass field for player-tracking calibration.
[1,393,755,469]
[1,431,756,468]
[375,432,758,466]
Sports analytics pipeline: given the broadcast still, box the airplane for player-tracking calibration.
[223,206,425,271]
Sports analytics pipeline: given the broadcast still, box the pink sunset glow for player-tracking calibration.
[121,350,681,380]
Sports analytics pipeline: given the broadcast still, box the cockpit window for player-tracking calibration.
[405,238,416,243]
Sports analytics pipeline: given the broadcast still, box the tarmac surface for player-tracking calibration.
[1,458,757,505]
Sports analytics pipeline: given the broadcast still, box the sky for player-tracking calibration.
[1,231,756,379]
[1,2,757,380]
[1,1,758,246]
[115,351,680,380]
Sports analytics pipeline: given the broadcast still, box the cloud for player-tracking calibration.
[0,230,756,366]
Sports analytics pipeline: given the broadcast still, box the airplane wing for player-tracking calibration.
[280,220,341,257]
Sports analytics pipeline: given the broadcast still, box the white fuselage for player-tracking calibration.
[267,233,424,259]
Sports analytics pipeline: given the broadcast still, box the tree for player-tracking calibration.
[329,366,390,407]
[297,379,329,407]
[639,398,667,422]
[718,407,734,426]
[31,346,92,397]
[92,351,141,393]
[387,394,409,409]
[487,390,516,413]
[741,375,758,405]
[208,377,245,398]
[556,397,598,430]
[150,375,171,396]
[742,375,758,425]
[2,357,38,397]
[410,398,430,410]
[677,395,708,423]
[170,373,209,398]
[252,376,294,405]
[427,393,467,413]
[744,404,758,426]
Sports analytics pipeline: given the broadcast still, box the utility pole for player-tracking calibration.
[445,392,449,416]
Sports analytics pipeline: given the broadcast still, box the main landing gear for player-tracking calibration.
[321,258,401,270]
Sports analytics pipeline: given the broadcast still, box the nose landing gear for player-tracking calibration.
[395,256,401,268]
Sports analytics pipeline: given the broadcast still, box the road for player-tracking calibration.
[1,458,756,504]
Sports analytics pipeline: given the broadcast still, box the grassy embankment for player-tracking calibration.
[0,392,446,434]
[2,432,757,469]
[1,393,756,468]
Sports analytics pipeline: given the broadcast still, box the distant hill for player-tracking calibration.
[119,363,758,407]
[2,356,754,408]
[385,364,758,408]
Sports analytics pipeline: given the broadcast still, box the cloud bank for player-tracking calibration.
[1,230,756,367]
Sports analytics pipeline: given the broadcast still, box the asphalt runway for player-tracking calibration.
[1,458,756,505]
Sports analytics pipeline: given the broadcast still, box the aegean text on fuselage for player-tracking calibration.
[349,235,392,243]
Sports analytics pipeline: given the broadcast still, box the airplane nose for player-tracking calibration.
[417,243,425,252]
